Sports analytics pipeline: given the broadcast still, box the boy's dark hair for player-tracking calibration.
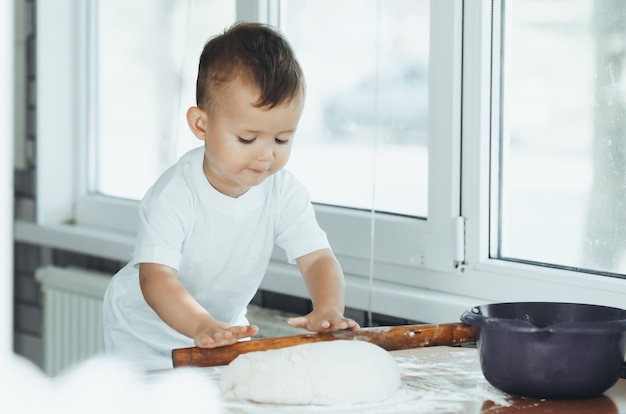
[196,22,304,111]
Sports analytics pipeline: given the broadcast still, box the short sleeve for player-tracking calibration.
[130,175,193,271]
[274,172,330,263]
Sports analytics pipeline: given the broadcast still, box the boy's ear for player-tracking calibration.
[186,106,208,141]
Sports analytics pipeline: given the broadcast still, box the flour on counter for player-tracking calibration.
[396,348,511,408]
[202,347,512,413]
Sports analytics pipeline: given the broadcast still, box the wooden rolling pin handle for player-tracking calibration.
[171,322,475,368]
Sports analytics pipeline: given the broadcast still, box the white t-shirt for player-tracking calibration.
[102,147,329,370]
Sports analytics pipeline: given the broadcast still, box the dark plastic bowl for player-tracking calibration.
[460,302,626,399]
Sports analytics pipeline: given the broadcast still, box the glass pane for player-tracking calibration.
[92,0,236,199]
[282,0,429,217]
[497,0,626,275]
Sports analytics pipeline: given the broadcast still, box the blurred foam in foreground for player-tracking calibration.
[2,353,223,414]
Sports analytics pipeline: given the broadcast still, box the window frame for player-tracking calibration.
[67,0,467,277]
[460,0,626,303]
[18,0,626,326]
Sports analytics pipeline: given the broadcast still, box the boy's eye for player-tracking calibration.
[238,137,255,144]
[275,138,290,145]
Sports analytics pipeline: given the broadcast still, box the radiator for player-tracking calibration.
[35,265,111,376]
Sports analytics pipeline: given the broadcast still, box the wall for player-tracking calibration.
[2,0,15,357]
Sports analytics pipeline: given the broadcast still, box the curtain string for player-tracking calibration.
[367,0,382,327]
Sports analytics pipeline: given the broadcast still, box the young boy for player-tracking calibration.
[102,22,358,370]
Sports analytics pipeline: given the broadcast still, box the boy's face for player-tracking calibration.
[187,78,304,198]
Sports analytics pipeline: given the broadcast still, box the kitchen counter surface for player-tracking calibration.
[174,346,626,413]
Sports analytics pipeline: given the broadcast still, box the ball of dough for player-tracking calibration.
[219,340,401,405]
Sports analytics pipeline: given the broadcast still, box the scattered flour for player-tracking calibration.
[212,347,512,413]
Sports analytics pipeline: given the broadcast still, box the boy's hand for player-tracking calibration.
[287,309,359,333]
[193,321,259,348]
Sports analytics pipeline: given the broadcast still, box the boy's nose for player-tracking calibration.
[256,145,275,161]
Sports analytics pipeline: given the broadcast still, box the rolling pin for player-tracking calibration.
[171,322,476,367]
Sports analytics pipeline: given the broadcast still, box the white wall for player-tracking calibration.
[2,1,15,356]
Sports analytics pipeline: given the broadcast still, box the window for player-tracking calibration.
[494,0,626,276]
[91,0,236,200]
[281,0,429,217]
[76,0,462,282]
[94,0,430,219]
[29,0,626,326]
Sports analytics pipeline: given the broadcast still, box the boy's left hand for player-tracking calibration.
[287,309,360,332]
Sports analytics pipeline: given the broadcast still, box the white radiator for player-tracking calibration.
[35,265,111,377]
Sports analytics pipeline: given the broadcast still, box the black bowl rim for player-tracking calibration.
[460,301,626,333]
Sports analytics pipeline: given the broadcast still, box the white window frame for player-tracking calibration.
[75,0,465,278]
[459,0,626,308]
[16,0,626,326]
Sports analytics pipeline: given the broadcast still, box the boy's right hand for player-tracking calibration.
[138,263,258,349]
[193,320,259,348]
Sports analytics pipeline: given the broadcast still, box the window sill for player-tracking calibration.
[13,219,483,323]
[262,260,482,323]
[14,220,135,262]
